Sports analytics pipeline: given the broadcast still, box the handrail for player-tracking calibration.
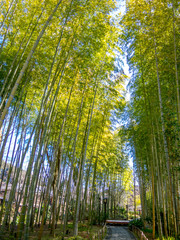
[131,225,149,240]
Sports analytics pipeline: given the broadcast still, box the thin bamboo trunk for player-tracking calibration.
[62,80,87,239]
[38,84,73,240]
[73,82,98,236]
[153,31,177,237]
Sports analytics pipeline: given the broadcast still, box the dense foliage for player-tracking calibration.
[0,0,132,239]
[0,0,179,239]
[128,218,143,230]
[121,0,180,238]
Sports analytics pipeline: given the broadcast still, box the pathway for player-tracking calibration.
[105,226,136,240]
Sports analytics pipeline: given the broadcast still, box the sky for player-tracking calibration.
[112,0,133,168]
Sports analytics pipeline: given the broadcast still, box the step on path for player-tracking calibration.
[105,226,136,240]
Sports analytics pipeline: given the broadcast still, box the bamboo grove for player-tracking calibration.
[121,0,180,239]
[1,0,179,239]
[0,0,134,239]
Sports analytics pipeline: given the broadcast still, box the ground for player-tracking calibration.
[28,222,101,240]
[105,226,136,240]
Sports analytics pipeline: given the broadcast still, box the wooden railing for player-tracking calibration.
[132,225,148,240]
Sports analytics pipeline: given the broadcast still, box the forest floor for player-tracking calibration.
[133,228,167,240]
[28,222,102,240]
[141,228,157,240]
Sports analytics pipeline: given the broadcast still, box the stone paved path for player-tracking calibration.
[105,226,136,240]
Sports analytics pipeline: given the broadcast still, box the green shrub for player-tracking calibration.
[156,238,175,240]
[128,218,143,230]
[144,216,152,224]
[78,223,88,231]
[67,223,74,229]
[143,228,152,233]
[67,237,84,240]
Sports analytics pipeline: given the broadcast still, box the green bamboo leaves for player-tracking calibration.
[121,0,180,238]
[0,0,129,239]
